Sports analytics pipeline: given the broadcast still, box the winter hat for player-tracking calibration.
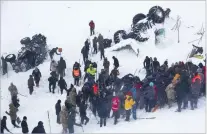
[38,121,43,126]
[149,82,154,87]
[58,99,61,103]
[126,91,132,96]
[198,63,204,68]
[23,116,27,120]
[29,75,33,78]
[197,68,202,73]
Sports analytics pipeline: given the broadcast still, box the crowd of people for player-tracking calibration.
[1,20,206,134]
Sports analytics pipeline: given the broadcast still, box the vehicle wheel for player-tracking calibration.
[20,37,31,45]
[114,30,127,44]
[5,54,16,63]
[132,13,146,25]
[148,6,165,23]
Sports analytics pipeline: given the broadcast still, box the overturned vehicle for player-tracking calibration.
[5,34,48,73]
[114,6,171,44]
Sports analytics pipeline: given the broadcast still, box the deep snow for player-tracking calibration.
[1,1,206,133]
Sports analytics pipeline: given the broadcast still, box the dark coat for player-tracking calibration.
[21,120,29,133]
[55,102,61,115]
[32,69,41,80]
[48,76,58,85]
[113,57,119,68]
[175,72,189,98]
[50,48,59,55]
[81,46,88,57]
[31,124,46,134]
[79,101,87,117]
[97,97,107,118]
[28,77,34,87]
[58,78,67,89]
[93,37,98,49]
[103,59,110,69]
[153,60,160,70]
[58,58,66,72]
[1,118,9,133]
[144,86,155,100]
[144,57,150,68]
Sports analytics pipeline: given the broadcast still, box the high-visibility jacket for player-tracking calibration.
[192,75,201,83]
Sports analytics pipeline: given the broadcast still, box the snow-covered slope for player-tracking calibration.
[1,1,206,133]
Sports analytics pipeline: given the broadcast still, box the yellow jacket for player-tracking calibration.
[86,65,97,76]
[172,73,180,84]
[124,95,135,110]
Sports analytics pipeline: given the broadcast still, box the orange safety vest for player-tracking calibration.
[192,75,201,83]
[73,69,80,77]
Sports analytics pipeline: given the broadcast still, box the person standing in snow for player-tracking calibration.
[93,37,98,54]
[67,108,82,134]
[58,57,66,77]
[72,66,81,86]
[97,92,108,127]
[103,58,110,76]
[124,92,135,121]
[31,121,46,134]
[79,100,89,125]
[190,72,201,110]
[32,67,42,87]
[55,100,61,124]
[8,83,18,100]
[68,85,77,107]
[111,92,120,125]
[165,83,176,108]
[174,71,189,112]
[58,77,67,95]
[6,103,20,128]
[1,116,12,134]
[28,75,35,95]
[153,57,160,73]
[60,105,69,134]
[89,20,95,36]
[21,116,29,134]
[130,87,137,120]
[49,47,60,60]
[1,56,7,75]
[112,56,119,69]
[143,56,151,76]
[144,82,155,112]
[81,46,89,65]
[85,64,97,82]
[48,74,58,93]
[50,60,58,76]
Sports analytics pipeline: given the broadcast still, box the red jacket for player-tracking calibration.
[112,96,120,112]
[89,21,95,29]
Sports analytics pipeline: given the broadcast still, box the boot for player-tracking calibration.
[85,118,89,125]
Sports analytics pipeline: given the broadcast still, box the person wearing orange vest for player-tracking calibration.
[72,68,81,86]
[190,72,201,110]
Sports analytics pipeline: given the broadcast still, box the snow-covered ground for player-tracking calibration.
[1,1,206,133]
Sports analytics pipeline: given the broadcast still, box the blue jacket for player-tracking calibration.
[130,87,137,100]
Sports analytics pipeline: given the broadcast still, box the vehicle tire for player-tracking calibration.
[5,54,16,63]
[20,37,31,45]
[148,6,165,23]
[132,13,146,25]
[114,30,127,44]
